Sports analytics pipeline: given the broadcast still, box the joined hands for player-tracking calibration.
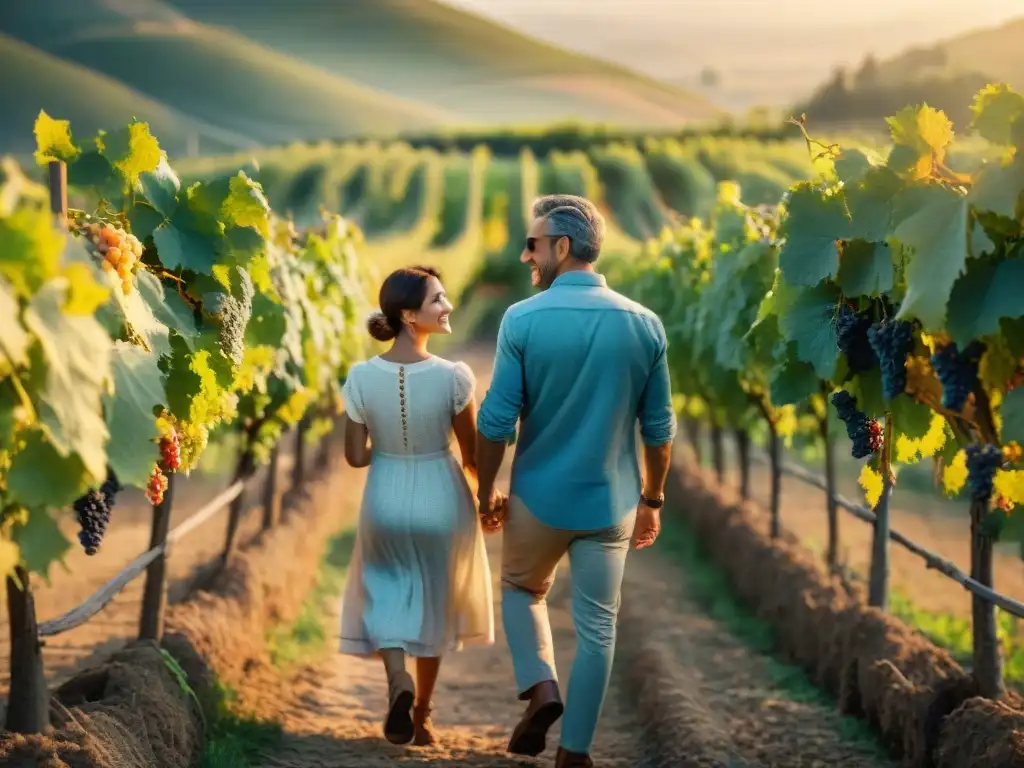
[476,488,508,534]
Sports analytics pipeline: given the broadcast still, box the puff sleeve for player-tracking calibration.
[452,361,477,415]
[341,363,366,424]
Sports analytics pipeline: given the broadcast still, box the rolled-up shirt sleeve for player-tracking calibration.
[477,312,523,444]
[638,315,676,446]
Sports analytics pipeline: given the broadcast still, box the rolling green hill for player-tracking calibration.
[797,16,1024,129]
[1,0,451,149]
[163,0,724,129]
[879,17,1024,88]
[0,32,245,160]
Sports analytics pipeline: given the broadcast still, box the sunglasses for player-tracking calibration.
[525,234,570,252]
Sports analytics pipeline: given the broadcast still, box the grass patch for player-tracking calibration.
[265,528,357,668]
[657,511,888,757]
[198,680,283,768]
[887,590,1024,694]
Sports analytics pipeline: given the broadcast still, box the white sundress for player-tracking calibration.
[338,356,495,657]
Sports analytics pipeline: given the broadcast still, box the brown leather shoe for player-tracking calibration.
[507,680,564,756]
[412,701,439,747]
[383,670,415,745]
[555,746,594,767]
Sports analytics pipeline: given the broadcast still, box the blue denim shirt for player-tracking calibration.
[477,271,676,531]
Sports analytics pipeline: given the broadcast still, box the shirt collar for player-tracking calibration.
[550,271,607,289]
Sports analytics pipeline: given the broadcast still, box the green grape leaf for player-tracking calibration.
[99,122,162,186]
[777,184,852,286]
[126,202,165,243]
[777,281,840,379]
[1002,387,1024,446]
[836,240,893,297]
[0,202,67,298]
[136,156,180,218]
[105,342,166,488]
[23,279,112,481]
[152,206,221,275]
[968,156,1024,223]
[7,429,91,508]
[891,184,969,331]
[162,334,204,419]
[770,342,819,405]
[891,395,932,440]
[970,84,1024,146]
[946,257,1024,347]
[850,368,887,419]
[34,111,80,165]
[136,270,198,347]
[13,508,71,584]
[67,151,124,203]
[833,148,881,186]
[845,167,903,242]
[246,292,287,347]
[0,277,30,373]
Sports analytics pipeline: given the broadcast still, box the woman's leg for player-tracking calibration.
[413,656,442,745]
[380,647,415,744]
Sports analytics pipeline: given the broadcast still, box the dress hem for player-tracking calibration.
[339,632,494,658]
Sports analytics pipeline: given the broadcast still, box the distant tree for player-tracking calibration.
[699,67,721,89]
[855,54,880,88]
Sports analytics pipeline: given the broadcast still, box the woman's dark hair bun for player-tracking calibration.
[367,311,398,342]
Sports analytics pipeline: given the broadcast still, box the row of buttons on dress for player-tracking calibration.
[399,366,408,451]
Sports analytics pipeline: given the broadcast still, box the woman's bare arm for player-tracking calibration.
[343,413,372,468]
[452,397,479,495]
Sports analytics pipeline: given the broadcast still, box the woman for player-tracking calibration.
[339,265,498,748]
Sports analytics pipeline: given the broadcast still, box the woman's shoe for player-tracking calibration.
[412,701,439,746]
[384,670,416,744]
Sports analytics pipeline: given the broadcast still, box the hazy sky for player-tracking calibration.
[442,0,1024,110]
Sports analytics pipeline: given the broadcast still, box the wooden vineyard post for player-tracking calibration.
[820,415,840,570]
[221,447,254,566]
[971,491,1005,698]
[735,429,751,500]
[767,424,782,539]
[48,160,67,224]
[710,422,726,483]
[867,414,894,609]
[5,567,48,733]
[261,442,281,531]
[139,473,176,641]
[684,417,703,465]
[292,416,308,493]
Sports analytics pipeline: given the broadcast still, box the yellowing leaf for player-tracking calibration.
[895,434,920,464]
[61,262,110,315]
[994,470,1024,507]
[859,463,883,508]
[0,534,20,582]
[33,111,79,165]
[943,449,968,496]
[113,122,162,183]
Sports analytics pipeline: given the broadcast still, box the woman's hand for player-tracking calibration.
[479,489,507,534]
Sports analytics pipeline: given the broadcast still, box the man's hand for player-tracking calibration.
[477,487,507,534]
[630,500,661,550]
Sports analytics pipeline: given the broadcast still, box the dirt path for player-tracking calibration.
[246,350,896,767]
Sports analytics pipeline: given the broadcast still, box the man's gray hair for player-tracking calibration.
[531,194,605,264]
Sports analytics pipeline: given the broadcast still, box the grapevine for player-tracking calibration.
[831,391,883,459]
[867,319,915,401]
[930,341,985,413]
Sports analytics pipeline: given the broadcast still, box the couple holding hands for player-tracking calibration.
[339,194,675,767]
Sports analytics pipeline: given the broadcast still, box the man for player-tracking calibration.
[475,194,676,768]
